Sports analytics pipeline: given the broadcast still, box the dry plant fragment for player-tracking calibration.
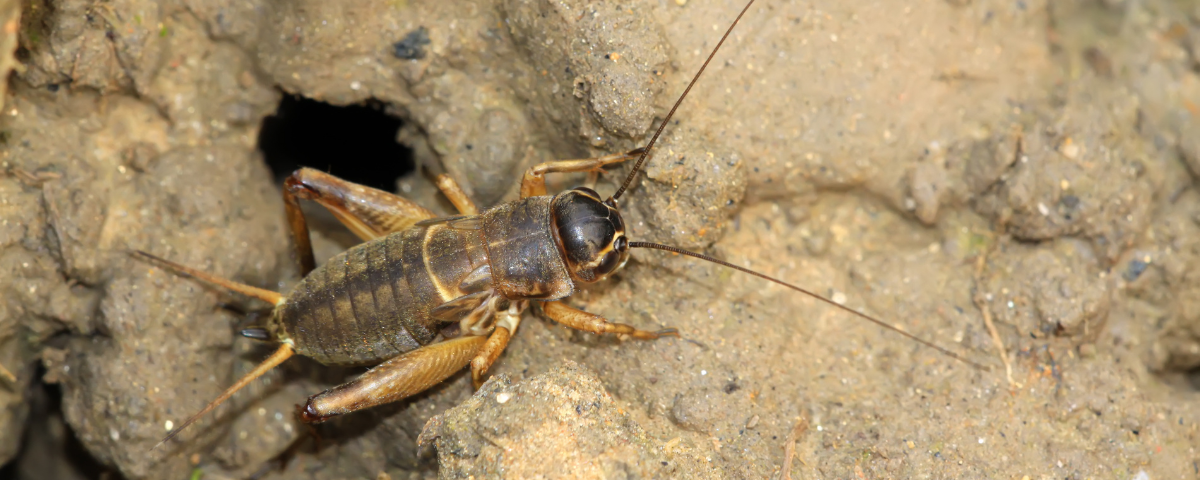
[780,416,809,480]
[972,243,1019,387]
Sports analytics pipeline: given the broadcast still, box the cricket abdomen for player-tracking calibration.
[276,224,489,366]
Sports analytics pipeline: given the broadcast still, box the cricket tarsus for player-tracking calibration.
[611,0,757,201]
[629,242,988,370]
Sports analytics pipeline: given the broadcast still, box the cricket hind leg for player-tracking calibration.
[156,344,296,448]
[541,300,678,340]
[283,168,484,276]
[298,335,487,423]
[283,168,439,275]
[519,148,646,198]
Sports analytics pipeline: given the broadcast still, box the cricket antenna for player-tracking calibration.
[610,0,757,201]
[629,241,989,370]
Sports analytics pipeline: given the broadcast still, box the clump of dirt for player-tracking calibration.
[2,0,1200,478]
[971,84,1160,264]
[420,361,722,478]
[977,238,1113,339]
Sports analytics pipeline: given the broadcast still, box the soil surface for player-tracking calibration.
[2,0,1199,478]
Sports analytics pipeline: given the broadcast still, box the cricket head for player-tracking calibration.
[549,187,630,283]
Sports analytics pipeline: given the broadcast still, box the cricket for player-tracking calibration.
[138,0,984,450]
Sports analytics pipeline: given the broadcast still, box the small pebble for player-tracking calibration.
[1124,258,1149,281]
[496,392,511,404]
[1060,140,1080,159]
[831,291,847,305]
[164,420,174,431]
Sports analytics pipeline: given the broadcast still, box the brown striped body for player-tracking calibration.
[271,195,575,366]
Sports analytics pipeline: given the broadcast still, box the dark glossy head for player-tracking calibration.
[550,187,630,283]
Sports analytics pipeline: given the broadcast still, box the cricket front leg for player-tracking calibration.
[519,148,645,198]
[298,335,487,423]
[470,302,525,389]
[541,301,677,340]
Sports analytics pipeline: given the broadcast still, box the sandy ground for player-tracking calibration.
[1,0,1199,478]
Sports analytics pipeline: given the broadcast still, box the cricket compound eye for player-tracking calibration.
[550,188,630,283]
[615,236,629,253]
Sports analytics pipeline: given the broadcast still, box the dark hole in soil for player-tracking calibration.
[0,366,116,480]
[258,94,416,191]
[1155,363,1200,394]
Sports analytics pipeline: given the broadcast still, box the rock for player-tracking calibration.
[420,362,719,479]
